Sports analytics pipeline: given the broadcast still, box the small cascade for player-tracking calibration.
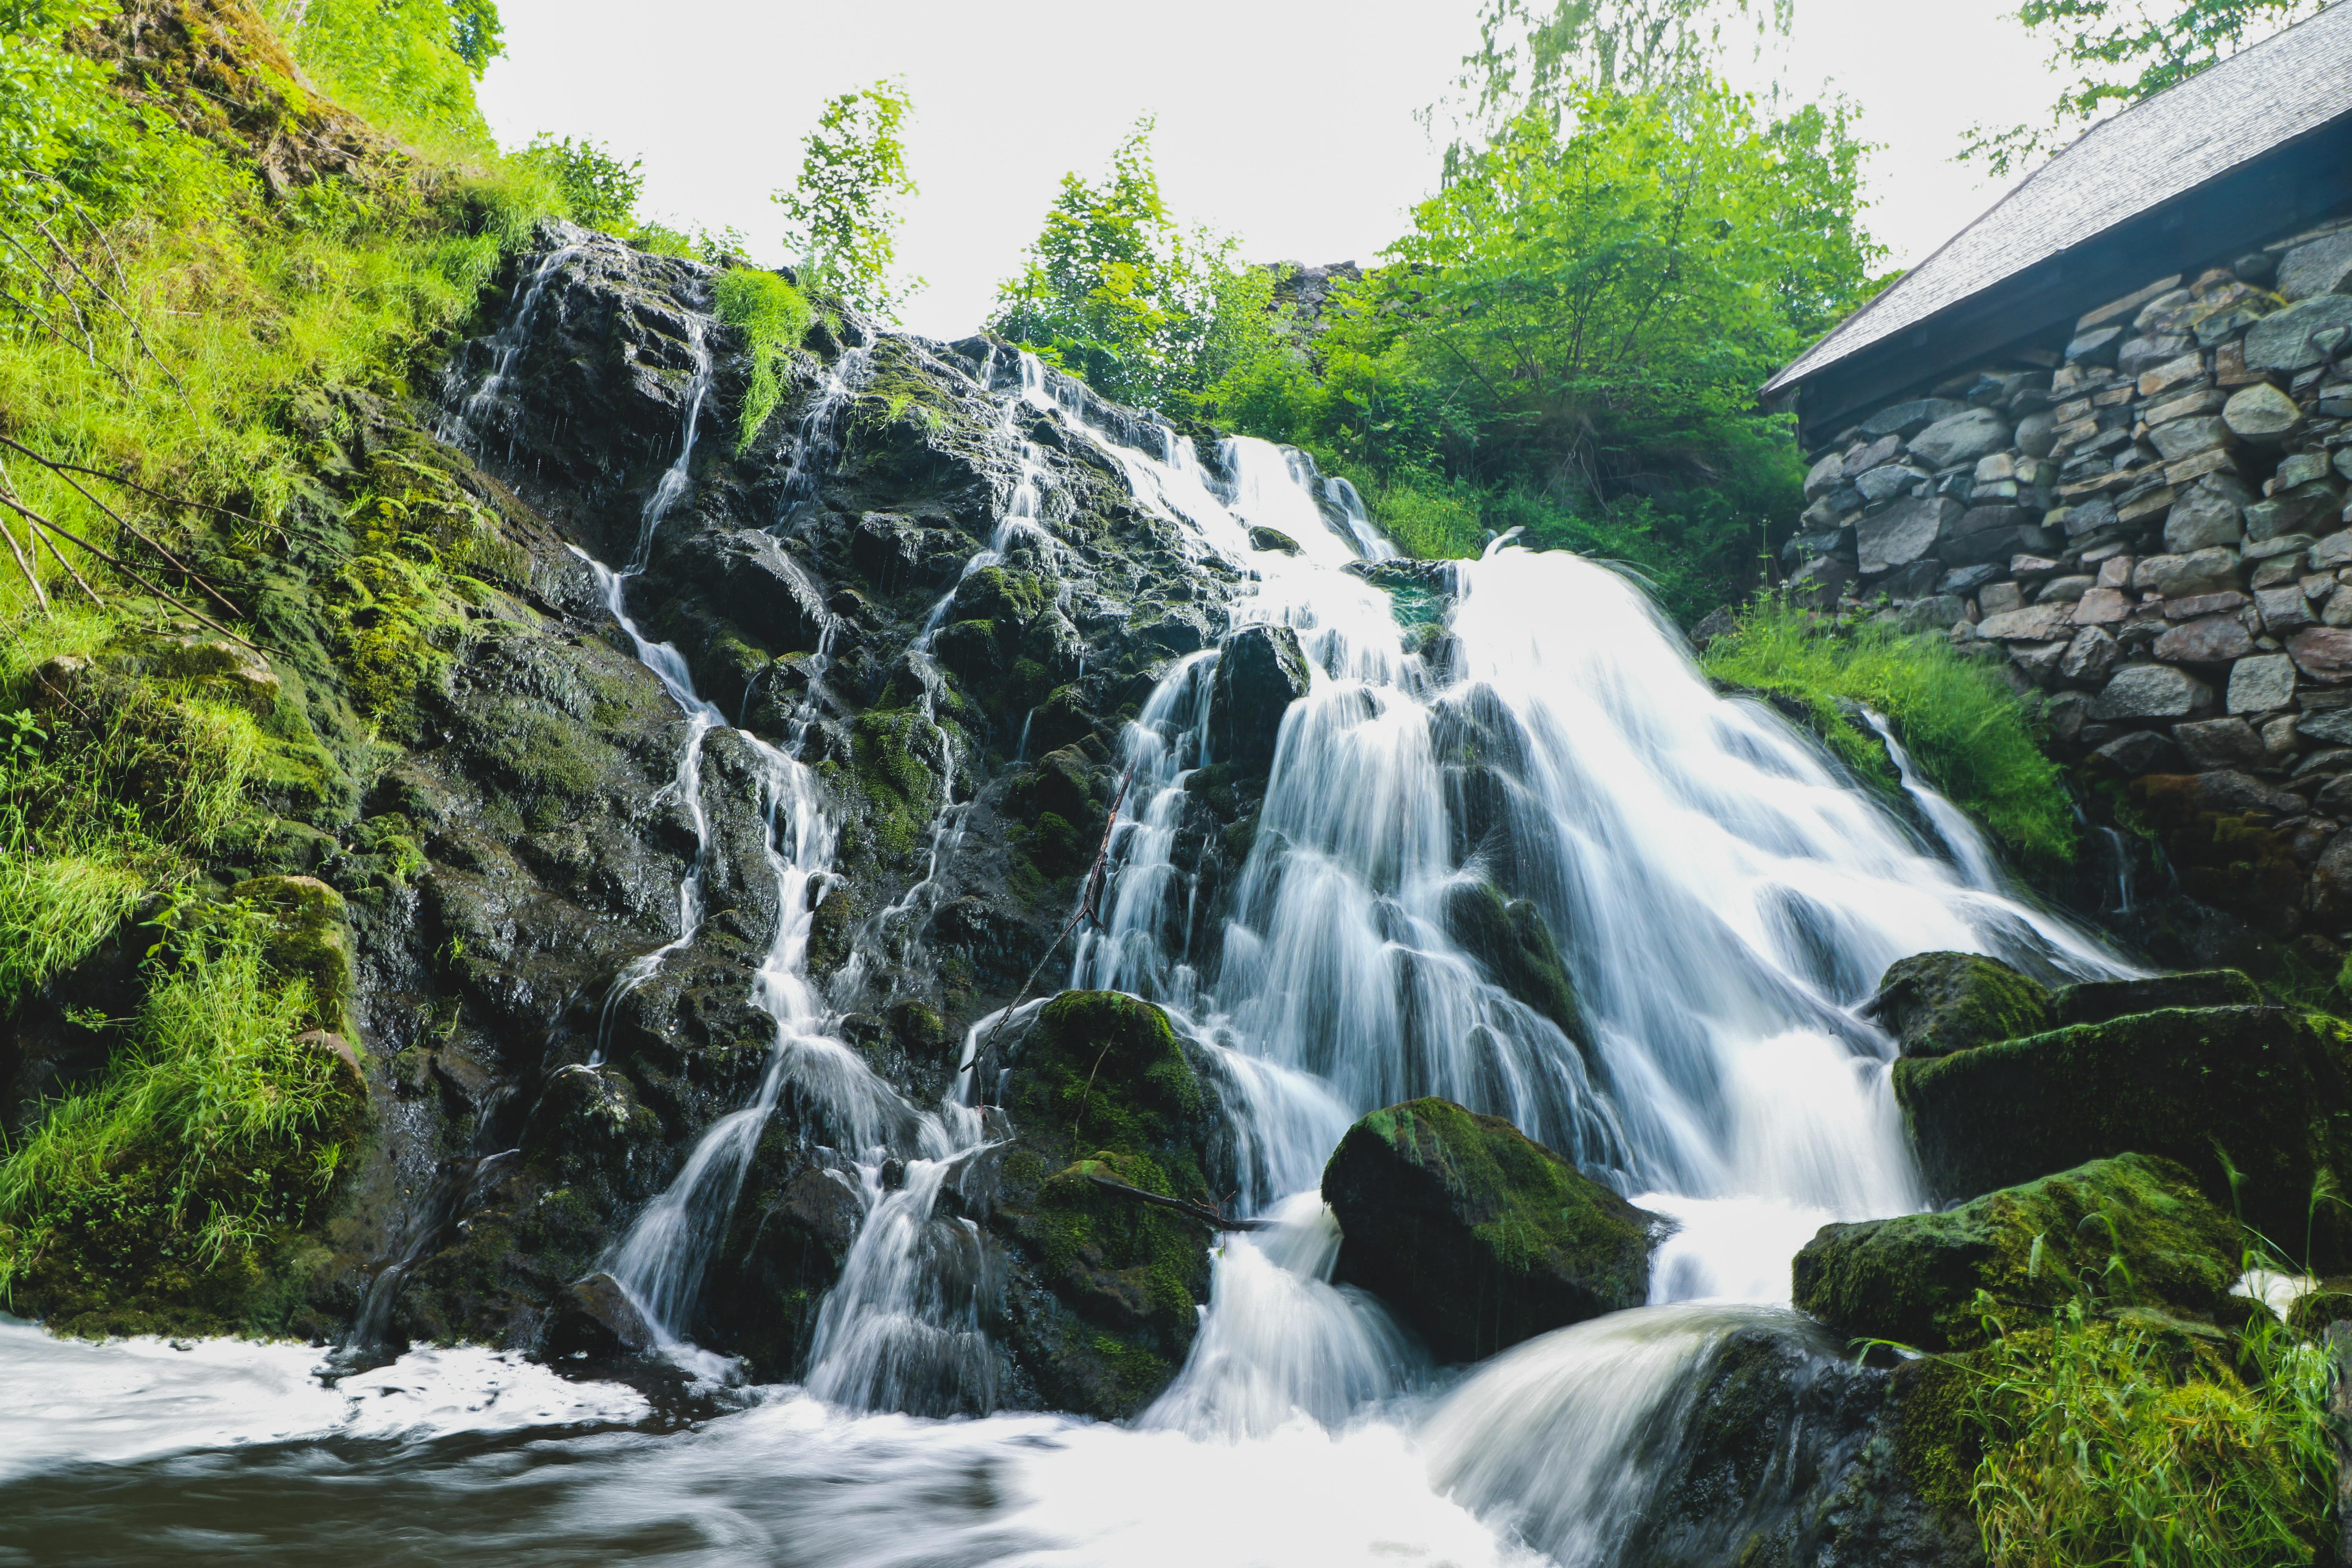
[1861,708,2003,889]
[437,242,582,450]
[1417,1306,1779,1565]
[775,343,875,508]
[802,1120,999,1416]
[1138,1192,1424,1441]
[437,266,953,1353]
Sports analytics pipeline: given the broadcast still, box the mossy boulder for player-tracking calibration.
[1861,951,2050,1058]
[1322,1097,1664,1362]
[2047,968,2260,1028]
[1793,1154,2238,1350]
[230,875,353,1033]
[1896,1006,2352,1267]
[991,990,1225,1417]
[1207,622,1308,774]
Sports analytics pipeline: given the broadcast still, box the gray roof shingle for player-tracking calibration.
[1764,1,2352,397]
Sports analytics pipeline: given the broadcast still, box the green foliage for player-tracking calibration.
[773,79,920,319]
[442,0,504,73]
[1699,597,2076,864]
[1212,82,1878,623]
[1961,1287,2336,1566]
[0,902,357,1304]
[1964,0,2325,174]
[0,841,143,1011]
[1445,0,1795,141]
[515,134,642,232]
[713,267,812,453]
[989,120,1284,414]
[290,0,499,155]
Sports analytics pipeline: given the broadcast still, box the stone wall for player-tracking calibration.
[1782,209,2352,954]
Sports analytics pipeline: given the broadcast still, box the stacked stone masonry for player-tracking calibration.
[1785,211,2352,936]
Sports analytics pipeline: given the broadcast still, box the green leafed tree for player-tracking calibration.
[517,134,642,232]
[987,120,1282,414]
[1963,0,2328,174]
[1439,0,1793,160]
[1212,80,1880,622]
[773,79,920,320]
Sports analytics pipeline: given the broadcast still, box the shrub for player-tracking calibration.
[515,133,641,232]
[1700,597,2076,865]
[714,267,812,453]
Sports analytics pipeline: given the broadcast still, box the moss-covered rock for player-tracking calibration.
[988,989,1225,1418]
[1323,1097,1663,1362]
[1896,1005,2352,1267]
[2047,968,2261,1028]
[1794,1154,2238,1350]
[1441,878,1586,1050]
[231,875,354,1034]
[1861,951,2051,1058]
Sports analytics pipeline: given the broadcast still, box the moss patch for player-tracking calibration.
[1863,951,2052,1058]
[1794,1153,2238,1351]
[1322,1096,1659,1361]
[1896,1005,2352,1268]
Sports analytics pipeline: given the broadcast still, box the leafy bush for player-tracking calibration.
[988,120,1282,414]
[714,267,813,453]
[1700,597,2076,865]
[289,0,500,156]
[774,79,919,319]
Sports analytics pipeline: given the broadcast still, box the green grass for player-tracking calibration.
[0,907,352,1301]
[0,0,557,1327]
[713,267,813,454]
[0,847,143,1013]
[1700,597,2076,866]
[1961,1287,2336,1567]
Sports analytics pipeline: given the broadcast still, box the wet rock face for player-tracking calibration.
[281,225,1294,1363]
[1793,1153,2237,1351]
[1323,1097,1665,1362]
[981,989,1233,1419]
[1207,622,1308,773]
[1628,1327,1982,1568]
[1896,1004,2352,1267]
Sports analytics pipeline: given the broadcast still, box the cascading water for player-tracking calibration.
[4,268,2141,1565]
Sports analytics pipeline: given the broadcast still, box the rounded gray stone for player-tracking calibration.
[2222,381,2305,442]
[2226,652,2297,713]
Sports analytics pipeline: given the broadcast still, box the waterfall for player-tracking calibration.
[4,250,2149,1563]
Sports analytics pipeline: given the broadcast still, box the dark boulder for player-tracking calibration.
[1896,1006,2352,1267]
[1860,951,2051,1058]
[539,1270,657,1360]
[989,990,1229,1417]
[1323,1097,1664,1362]
[1440,878,1587,1051]
[1208,622,1309,774]
[1794,1154,2238,1351]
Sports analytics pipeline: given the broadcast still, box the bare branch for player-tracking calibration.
[0,508,49,616]
[0,492,263,654]
[0,434,247,619]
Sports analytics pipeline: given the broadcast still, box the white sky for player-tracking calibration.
[477,0,2076,341]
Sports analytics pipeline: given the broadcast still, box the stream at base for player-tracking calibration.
[0,264,2137,1563]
